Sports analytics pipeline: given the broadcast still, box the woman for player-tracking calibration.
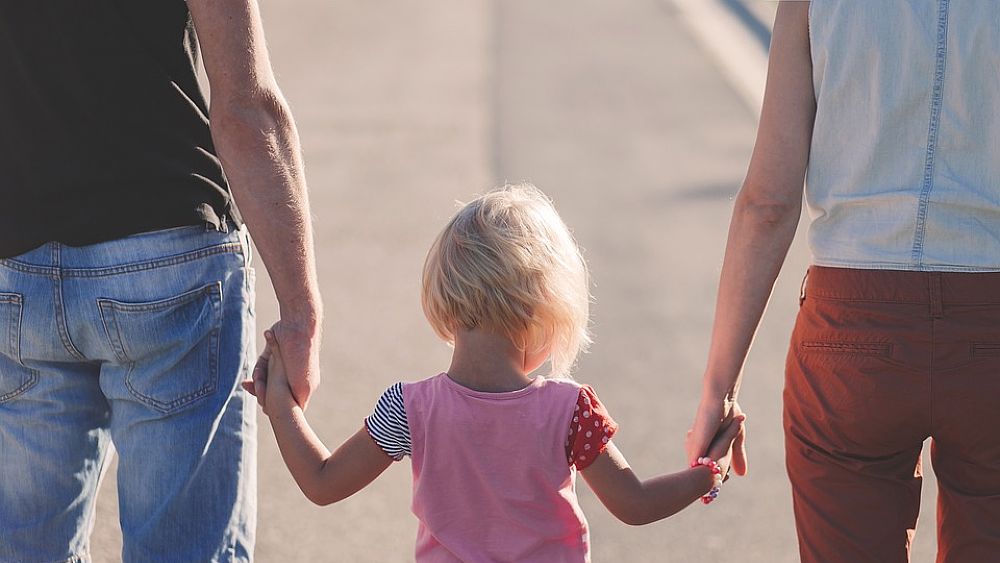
[686,3,1000,562]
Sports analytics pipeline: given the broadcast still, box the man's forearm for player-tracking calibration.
[210,89,322,324]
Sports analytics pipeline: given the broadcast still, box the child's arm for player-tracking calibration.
[581,412,745,525]
[262,332,393,506]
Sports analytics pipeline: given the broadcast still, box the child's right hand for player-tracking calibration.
[260,330,299,417]
[705,406,747,480]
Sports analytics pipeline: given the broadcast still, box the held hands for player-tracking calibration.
[242,330,298,417]
[687,393,748,477]
[242,319,321,410]
[703,407,747,480]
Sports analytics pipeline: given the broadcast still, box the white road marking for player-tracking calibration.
[670,0,771,118]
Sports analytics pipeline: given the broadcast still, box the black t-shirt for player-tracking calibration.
[0,1,242,258]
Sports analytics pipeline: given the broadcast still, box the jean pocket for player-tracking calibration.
[98,282,223,414]
[0,293,39,402]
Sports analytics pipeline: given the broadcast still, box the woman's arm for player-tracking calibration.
[685,1,816,470]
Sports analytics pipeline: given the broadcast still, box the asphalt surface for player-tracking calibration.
[89,1,940,560]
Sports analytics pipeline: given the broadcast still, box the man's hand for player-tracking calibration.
[244,319,321,410]
[269,318,321,409]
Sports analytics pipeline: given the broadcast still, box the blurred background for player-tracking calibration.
[90,1,942,560]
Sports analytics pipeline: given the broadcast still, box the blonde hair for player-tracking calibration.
[421,184,591,377]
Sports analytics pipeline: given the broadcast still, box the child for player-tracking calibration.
[253,184,745,562]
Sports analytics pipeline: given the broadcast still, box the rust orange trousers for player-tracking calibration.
[785,266,1000,563]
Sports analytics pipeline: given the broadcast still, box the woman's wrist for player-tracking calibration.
[701,366,740,399]
[701,375,737,403]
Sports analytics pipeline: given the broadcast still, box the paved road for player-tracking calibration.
[91,1,940,560]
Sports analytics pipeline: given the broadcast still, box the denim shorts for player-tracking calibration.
[0,223,256,562]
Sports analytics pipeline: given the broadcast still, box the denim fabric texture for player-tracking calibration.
[806,2,1000,271]
[0,223,257,562]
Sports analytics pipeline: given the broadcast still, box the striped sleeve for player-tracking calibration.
[364,382,411,461]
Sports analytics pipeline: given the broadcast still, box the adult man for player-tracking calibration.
[0,1,320,560]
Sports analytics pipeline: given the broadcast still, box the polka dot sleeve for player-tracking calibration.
[566,385,618,470]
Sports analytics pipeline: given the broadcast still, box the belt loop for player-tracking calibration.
[799,267,810,307]
[207,216,230,233]
[240,224,253,268]
[929,272,943,319]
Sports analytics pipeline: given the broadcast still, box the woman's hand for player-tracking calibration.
[687,394,748,476]
[704,404,747,478]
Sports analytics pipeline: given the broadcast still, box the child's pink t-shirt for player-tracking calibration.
[365,373,617,563]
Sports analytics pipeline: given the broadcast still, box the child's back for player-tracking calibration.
[405,374,587,562]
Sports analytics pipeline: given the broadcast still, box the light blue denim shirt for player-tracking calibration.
[806,1,1000,271]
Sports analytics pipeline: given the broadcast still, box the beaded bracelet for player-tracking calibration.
[691,457,725,505]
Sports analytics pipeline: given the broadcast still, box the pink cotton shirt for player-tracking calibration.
[403,373,591,563]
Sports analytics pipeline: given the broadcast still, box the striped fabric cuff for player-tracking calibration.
[364,382,411,461]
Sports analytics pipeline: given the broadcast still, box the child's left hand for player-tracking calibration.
[251,330,299,417]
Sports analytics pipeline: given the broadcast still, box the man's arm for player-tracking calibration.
[187,0,322,408]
